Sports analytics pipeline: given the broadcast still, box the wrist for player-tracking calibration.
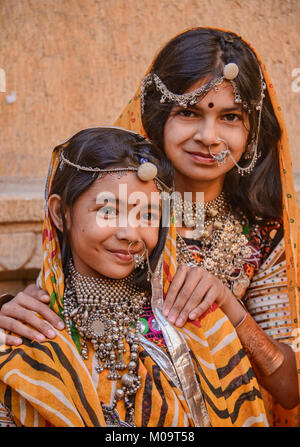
[219,288,247,327]
[235,313,284,376]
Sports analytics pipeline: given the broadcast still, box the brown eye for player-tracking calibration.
[97,206,117,218]
[223,113,241,122]
[178,109,196,118]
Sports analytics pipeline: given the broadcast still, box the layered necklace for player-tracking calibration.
[62,260,149,426]
[175,192,253,297]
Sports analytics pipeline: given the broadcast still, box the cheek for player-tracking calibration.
[142,227,159,254]
[71,213,112,246]
[164,124,183,159]
[224,125,248,158]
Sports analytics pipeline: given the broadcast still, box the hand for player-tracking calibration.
[163,265,231,327]
[0,284,64,346]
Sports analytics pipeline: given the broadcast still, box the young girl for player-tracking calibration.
[0,126,267,427]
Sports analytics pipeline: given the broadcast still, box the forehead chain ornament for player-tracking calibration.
[141,63,247,113]
[59,152,172,193]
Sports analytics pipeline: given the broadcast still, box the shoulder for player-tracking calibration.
[244,217,284,267]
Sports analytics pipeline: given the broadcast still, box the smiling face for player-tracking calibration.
[163,80,250,192]
[54,173,161,280]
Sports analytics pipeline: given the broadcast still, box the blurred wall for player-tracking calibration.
[0,0,299,293]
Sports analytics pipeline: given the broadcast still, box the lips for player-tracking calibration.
[187,151,214,159]
[106,247,140,263]
[185,150,216,164]
[109,249,131,255]
[108,249,133,262]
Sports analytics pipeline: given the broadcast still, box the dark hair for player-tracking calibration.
[142,28,282,223]
[50,127,174,290]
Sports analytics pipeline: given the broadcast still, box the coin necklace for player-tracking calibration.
[62,260,149,426]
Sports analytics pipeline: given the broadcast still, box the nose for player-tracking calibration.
[193,117,218,147]
[115,221,141,244]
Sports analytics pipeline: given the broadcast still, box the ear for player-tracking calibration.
[48,194,71,232]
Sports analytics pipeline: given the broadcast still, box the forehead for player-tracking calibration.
[81,172,160,199]
[187,80,236,106]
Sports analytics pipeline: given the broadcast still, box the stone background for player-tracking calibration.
[0,0,299,294]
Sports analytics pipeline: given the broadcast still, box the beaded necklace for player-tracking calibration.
[62,260,149,426]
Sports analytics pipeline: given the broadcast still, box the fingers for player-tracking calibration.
[1,300,62,339]
[164,266,206,325]
[11,293,64,331]
[188,286,219,321]
[163,265,189,317]
[24,284,50,303]
[0,327,22,347]
[0,314,47,343]
[174,279,211,327]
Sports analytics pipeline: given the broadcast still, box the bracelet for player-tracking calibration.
[0,294,14,311]
[235,312,284,376]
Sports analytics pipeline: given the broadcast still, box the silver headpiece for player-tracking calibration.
[141,63,250,113]
[59,152,172,193]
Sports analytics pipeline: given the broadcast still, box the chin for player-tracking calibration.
[102,267,135,280]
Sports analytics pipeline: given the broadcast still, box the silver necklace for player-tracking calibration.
[175,194,253,296]
[62,260,149,426]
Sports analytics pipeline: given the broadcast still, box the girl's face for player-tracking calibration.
[163,80,249,184]
[63,173,161,279]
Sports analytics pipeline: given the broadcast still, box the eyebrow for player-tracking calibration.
[175,104,242,113]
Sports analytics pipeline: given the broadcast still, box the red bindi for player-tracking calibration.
[208,102,214,108]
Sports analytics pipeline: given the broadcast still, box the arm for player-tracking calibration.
[163,264,299,410]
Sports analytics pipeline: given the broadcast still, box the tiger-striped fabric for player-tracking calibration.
[160,217,267,426]
[0,316,267,426]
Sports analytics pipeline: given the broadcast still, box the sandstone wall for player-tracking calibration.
[0,0,299,294]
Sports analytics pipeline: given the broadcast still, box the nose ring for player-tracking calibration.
[128,240,146,268]
[128,240,153,281]
[208,138,230,166]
